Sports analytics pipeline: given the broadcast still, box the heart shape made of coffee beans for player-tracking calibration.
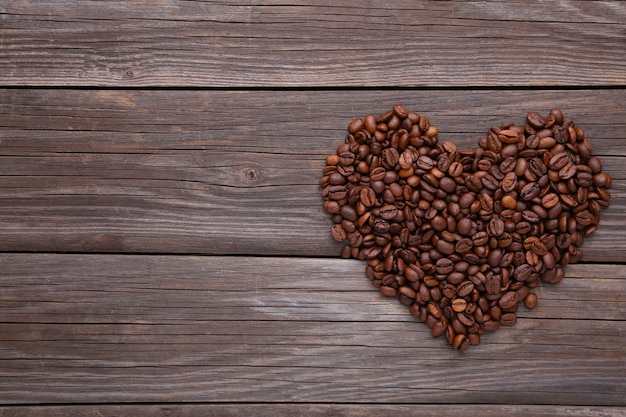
[320,105,612,351]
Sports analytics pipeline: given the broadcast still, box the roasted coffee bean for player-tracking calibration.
[457,281,475,297]
[382,147,400,168]
[481,174,500,191]
[488,217,505,237]
[524,293,538,309]
[498,291,519,310]
[527,112,545,129]
[520,182,541,201]
[330,224,347,242]
[359,187,377,207]
[559,163,577,180]
[513,264,532,281]
[500,313,517,326]
[379,205,398,221]
[541,193,559,209]
[455,238,473,253]
[417,155,434,170]
[436,258,455,274]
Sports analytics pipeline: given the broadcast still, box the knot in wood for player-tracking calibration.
[244,168,259,182]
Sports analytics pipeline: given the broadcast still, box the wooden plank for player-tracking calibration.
[0,254,624,405]
[0,1,624,87]
[1,88,624,259]
[1,404,625,417]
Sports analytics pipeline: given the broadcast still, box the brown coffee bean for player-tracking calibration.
[416,155,434,170]
[436,239,455,255]
[452,333,466,350]
[487,248,503,268]
[481,174,500,191]
[348,118,364,134]
[330,224,347,242]
[522,210,540,223]
[513,264,532,281]
[527,112,546,129]
[498,129,521,144]
[498,291,519,310]
[587,156,603,174]
[524,293,538,309]
[393,104,408,119]
[436,258,455,274]
[482,320,500,332]
[488,217,505,237]
[379,285,397,297]
[500,313,517,326]
[382,147,400,168]
[379,205,398,221]
[593,172,611,188]
[448,161,464,177]
[559,163,577,180]
[359,187,376,207]
[485,275,501,295]
[520,182,540,201]
[500,195,516,210]
[457,281,475,298]
[431,215,448,232]
[541,193,559,209]
[451,298,467,313]
[575,210,594,226]
[455,238,473,253]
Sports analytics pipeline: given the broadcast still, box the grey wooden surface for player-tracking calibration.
[1,1,625,416]
[1,1,624,87]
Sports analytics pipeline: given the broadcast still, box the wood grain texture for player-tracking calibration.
[1,404,625,417]
[1,88,624,259]
[0,254,624,405]
[0,1,624,87]
[1,0,625,412]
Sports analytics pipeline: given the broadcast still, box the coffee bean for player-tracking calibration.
[481,174,500,191]
[456,281,475,297]
[436,258,455,274]
[488,217,505,237]
[379,205,398,221]
[393,104,408,119]
[541,193,559,209]
[527,112,545,129]
[451,298,467,313]
[330,224,347,242]
[500,313,517,326]
[587,156,603,174]
[348,118,364,134]
[382,147,400,168]
[520,182,541,201]
[498,129,521,144]
[524,293,538,309]
[559,163,577,180]
[436,239,455,255]
[455,238,473,253]
[498,291,519,310]
[513,264,532,281]
[360,187,377,207]
[417,155,434,170]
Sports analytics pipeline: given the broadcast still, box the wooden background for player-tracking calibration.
[1,1,625,416]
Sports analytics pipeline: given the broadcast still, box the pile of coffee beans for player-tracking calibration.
[320,105,611,350]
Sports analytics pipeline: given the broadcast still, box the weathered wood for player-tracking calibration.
[1,89,624,259]
[1,404,625,417]
[0,1,624,87]
[1,254,624,405]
